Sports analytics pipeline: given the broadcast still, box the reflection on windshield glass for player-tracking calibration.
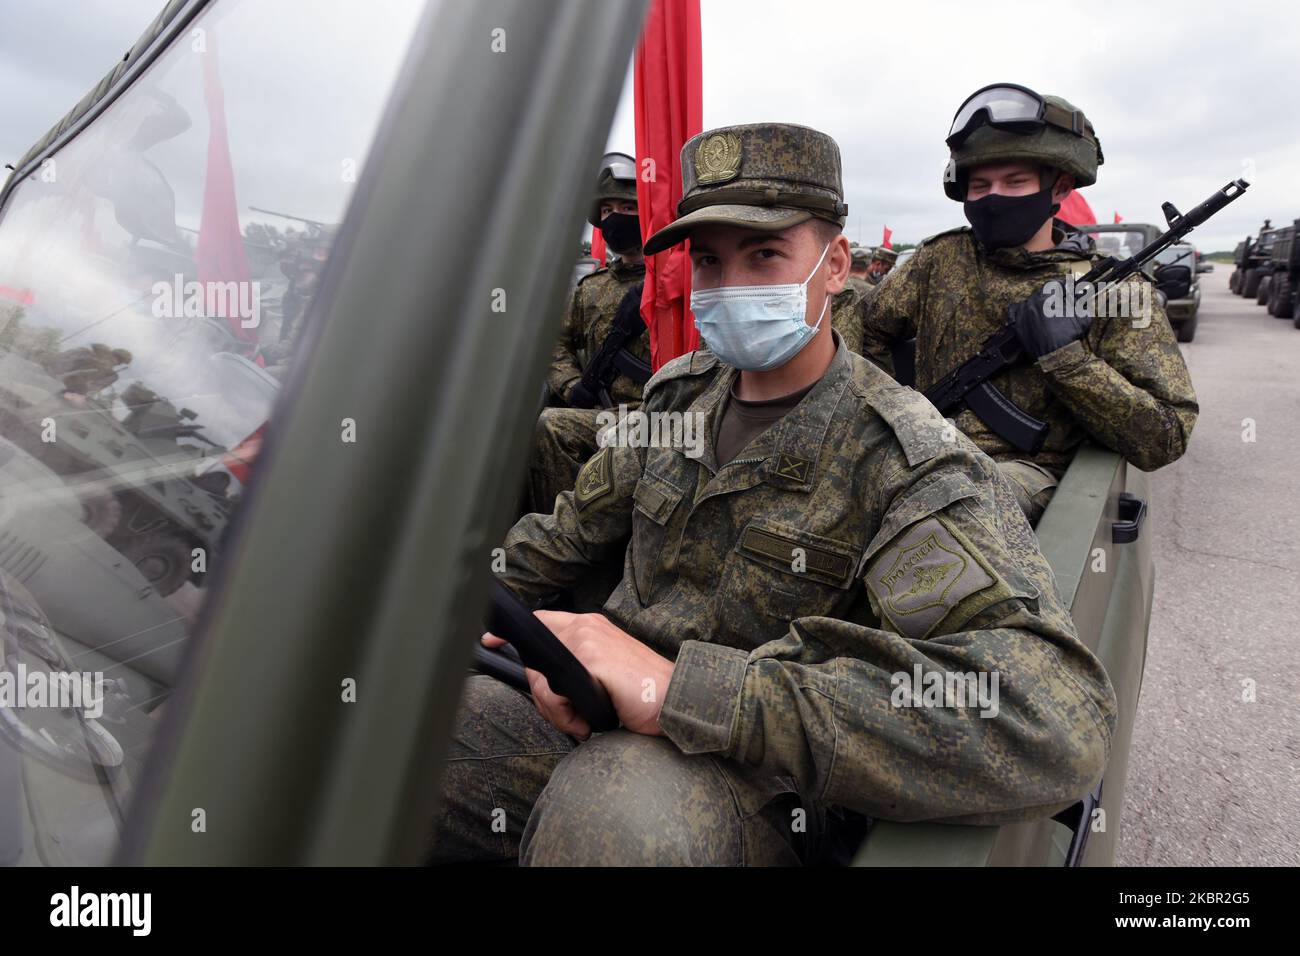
[0,0,423,865]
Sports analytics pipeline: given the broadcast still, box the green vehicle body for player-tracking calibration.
[1231,221,1277,298]
[1258,220,1300,321]
[1075,223,1199,341]
[0,0,1155,866]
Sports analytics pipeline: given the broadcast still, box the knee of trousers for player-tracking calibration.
[519,731,744,866]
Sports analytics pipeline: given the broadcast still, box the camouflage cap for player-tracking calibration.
[851,245,871,263]
[588,151,639,226]
[643,123,847,255]
[943,94,1103,201]
[871,246,898,262]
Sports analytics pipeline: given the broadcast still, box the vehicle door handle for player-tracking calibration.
[1111,492,1147,544]
[1053,780,1103,867]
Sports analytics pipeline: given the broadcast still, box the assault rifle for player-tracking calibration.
[920,178,1249,453]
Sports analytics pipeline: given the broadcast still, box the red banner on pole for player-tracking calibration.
[881,225,892,249]
[634,0,703,370]
[196,39,257,353]
[1055,188,1097,227]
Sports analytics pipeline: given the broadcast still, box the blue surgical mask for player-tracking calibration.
[690,241,832,371]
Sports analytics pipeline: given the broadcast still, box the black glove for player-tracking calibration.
[1009,279,1092,360]
[567,380,600,409]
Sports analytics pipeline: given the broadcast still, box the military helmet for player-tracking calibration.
[588,151,638,227]
[644,123,847,255]
[943,89,1103,201]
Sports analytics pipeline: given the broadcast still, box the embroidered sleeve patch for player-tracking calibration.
[573,446,613,510]
[864,515,995,640]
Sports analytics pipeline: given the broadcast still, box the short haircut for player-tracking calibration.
[810,217,843,247]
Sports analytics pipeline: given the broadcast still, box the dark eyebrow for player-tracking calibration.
[738,233,788,250]
[690,233,789,256]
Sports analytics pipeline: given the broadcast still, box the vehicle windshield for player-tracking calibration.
[1154,244,1195,269]
[1084,226,1151,260]
[0,0,424,865]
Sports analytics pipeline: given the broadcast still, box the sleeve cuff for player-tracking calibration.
[1036,338,1090,374]
[658,641,749,756]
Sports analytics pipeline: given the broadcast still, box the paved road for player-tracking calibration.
[1117,267,1300,865]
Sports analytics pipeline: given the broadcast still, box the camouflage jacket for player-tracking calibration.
[860,225,1198,474]
[548,258,650,407]
[502,334,1116,824]
[831,279,874,355]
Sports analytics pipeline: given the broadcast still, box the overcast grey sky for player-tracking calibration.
[3,0,1297,252]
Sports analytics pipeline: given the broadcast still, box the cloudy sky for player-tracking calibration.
[2,0,1297,253]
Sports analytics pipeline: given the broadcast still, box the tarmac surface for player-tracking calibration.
[1116,267,1300,866]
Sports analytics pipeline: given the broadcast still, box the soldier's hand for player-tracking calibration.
[482,611,674,739]
[1009,279,1092,359]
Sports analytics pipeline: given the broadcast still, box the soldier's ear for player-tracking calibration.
[825,232,851,295]
[1050,171,1075,201]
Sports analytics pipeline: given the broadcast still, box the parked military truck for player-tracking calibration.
[1232,220,1276,298]
[1261,219,1299,321]
[1077,223,1200,341]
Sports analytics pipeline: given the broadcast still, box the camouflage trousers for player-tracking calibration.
[997,459,1062,526]
[526,406,610,515]
[428,676,831,866]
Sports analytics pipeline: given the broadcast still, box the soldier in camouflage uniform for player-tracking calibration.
[860,86,1197,522]
[846,244,875,291]
[868,244,897,283]
[527,153,653,514]
[429,123,1116,866]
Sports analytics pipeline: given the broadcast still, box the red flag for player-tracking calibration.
[196,38,257,353]
[881,225,892,250]
[590,226,606,266]
[1113,211,1123,224]
[634,0,703,370]
[1055,188,1096,226]
[220,422,265,485]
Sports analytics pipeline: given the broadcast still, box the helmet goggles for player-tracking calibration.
[946,83,1097,150]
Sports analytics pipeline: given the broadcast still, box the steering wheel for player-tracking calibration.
[476,579,619,732]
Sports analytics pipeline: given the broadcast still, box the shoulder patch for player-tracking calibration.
[864,514,1006,641]
[573,446,613,509]
[643,348,720,396]
[871,384,952,467]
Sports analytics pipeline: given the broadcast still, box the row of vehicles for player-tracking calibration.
[1230,218,1300,325]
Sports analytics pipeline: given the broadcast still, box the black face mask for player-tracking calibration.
[963,187,1059,250]
[599,212,642,254]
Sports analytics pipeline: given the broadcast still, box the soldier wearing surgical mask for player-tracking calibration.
[430,123,1115,867]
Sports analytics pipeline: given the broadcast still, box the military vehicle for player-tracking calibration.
[1231,220,1276,298]
[1154,241,1201,341]
[1,0,1155,867]
[1259,220,1299,321]
[0,352,233,595]
[1077,224,1199,341]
